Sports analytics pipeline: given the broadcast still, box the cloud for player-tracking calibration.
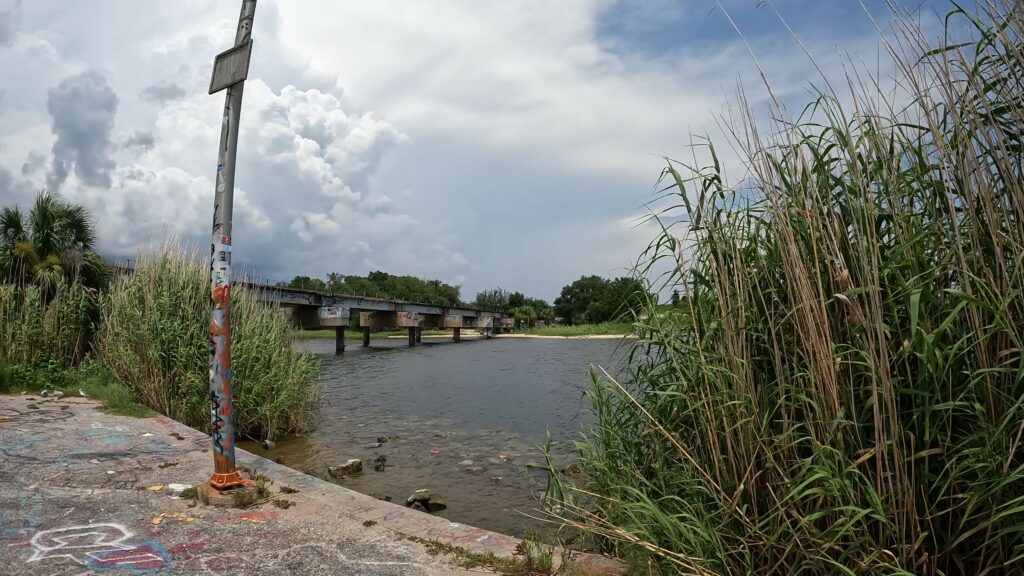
[0,0,906,300]
[0,0,20,47]
[20,149,45,175]
[121,130,155,152]
[141,81,186,104]
[46,69,119,190]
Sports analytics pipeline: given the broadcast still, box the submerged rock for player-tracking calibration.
[463,466,484,475]
[405,489,447,513]
[408,489,431,503]
[328,459,363,478]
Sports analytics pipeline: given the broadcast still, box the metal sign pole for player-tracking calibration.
[207,0,256,490]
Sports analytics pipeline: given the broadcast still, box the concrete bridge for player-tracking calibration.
[245,284,512,353]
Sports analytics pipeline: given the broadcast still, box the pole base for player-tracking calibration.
[197,480,257,508]
[209,470,246,489]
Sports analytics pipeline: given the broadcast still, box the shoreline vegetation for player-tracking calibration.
[0,238,319,440]
[550,3,1024,574]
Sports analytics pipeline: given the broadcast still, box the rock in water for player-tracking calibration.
[262,439,276,450]
[373,455,387,472]
[40,390,50,398]
[53,391,65,399]
[426,494,447,512]
[407,489,431,504]
[405,489,446,513]
[328,459,363,478]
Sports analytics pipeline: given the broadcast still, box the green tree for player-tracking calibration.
[286,275,327,292]
[553,275,646,324]
[474,287,510,309]
[511,304,537,327]
[554,275,608,324]
[0,192,107,292]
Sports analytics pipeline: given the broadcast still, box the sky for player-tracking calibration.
[0,0,947,301]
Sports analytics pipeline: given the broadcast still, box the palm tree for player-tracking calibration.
[0,192,107,291]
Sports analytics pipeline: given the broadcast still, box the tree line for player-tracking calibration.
[475,275,646,325]
[279,272,461,305]
[283,272,647,325]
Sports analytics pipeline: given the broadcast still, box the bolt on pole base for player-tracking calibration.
[208,470,247,490]
[197,480,257,508]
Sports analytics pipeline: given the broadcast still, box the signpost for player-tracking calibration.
[205,0,257,492]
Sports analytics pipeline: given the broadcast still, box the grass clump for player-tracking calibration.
[0,282,97,368]
[0,360,150,418]
[98,243,319,439]
[406,534,566,575]
[556,3,1024,575]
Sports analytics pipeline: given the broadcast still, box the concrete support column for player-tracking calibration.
[335,326,346,354]
[408,327,416,347]
[362,326,371,347]
[415,327,422,343]
[453,328,461,342]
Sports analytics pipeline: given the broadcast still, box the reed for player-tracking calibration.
[555,3,1024,574]
[98,242,319,439]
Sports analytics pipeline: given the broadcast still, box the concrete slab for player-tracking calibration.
[0,394,494,575]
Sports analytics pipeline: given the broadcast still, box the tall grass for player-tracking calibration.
[98,243,319,439]
[556,3,1024,575]
[0,280,97,367]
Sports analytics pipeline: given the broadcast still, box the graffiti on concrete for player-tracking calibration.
[26,523,167,571]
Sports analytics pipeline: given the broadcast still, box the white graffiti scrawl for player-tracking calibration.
[27,523,166,571]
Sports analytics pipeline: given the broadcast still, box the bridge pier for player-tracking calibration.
[407,327,416,347]
[453,328,461,342]
[335,326,346,354]
[362,326,370,347]
[415,327,422,344]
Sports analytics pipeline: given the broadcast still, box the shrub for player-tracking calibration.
[0,281,97,368]
[98,243,319,439]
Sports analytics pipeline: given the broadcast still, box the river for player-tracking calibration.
[238,335,626,537]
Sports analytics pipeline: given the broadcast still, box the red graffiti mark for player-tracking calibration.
[169,540,206,560]
[211,284,230,302]
[90,543,165,570]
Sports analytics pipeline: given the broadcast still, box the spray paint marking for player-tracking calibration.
[209,390,226,455]
[87,541,168,573]
[26,524,167,571]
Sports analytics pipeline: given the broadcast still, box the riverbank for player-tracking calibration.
[292,329,461,340]
[495,333,633,340]
[292,322,635,340]
[0,393,622,575]
[514,322,634,338]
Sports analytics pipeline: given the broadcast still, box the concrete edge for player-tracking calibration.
[148,414,627,575]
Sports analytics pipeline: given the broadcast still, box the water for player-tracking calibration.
[238,335,625,536]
